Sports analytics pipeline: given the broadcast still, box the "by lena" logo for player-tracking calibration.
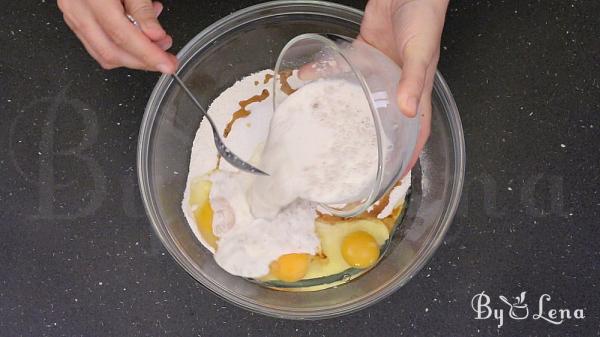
[471,291,585,328]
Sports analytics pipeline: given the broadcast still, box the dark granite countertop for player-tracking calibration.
[1,0,599,336]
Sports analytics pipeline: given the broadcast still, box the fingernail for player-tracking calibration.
[406,96,419,116]
[141,22,166,38]
[157,38,172,51]
[156,63,172,74]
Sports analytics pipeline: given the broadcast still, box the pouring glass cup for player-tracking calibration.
[273,33,420,218]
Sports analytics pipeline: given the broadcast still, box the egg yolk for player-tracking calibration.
[194,201,218,250]
[341,231,380,268]
[270,253,311,282]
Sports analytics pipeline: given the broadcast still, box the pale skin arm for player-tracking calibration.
[57,0,179,73]
[359,0,449,170]
[58,0,448,169]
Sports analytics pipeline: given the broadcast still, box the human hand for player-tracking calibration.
[360,0,448,170]
[58,0,178,73]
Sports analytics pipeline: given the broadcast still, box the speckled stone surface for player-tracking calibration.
[1,0,599,336]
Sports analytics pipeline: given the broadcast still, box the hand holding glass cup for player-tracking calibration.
[273,33,420,218]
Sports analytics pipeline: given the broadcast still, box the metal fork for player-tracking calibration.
[172,74,268,175]
[125,12,267,175]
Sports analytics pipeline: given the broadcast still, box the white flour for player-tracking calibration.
[249,79,378,218]
[182,70,320,278]
[182,71,409,278]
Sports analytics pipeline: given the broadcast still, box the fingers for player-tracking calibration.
[297,57,348,81]
[62,5,146,70]
[90,0,178,73]
[150,1,170,50]
[297,62,318,81]
[59,0,176,72]
[124,0,166,41]
[297,39,371,81]
[403,61,436,175]
[155,35,173,50]
[132,1,173,51]
[396,36,431,117]
[152,1,164,18]
[391,0,447,118]
[403,94,431,175]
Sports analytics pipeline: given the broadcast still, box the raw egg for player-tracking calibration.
[341,231,380,268]
[270,253,311,282]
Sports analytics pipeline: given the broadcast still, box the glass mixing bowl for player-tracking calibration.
[138,0,465,319]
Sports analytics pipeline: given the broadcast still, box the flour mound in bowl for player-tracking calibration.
[182,70,410,285]
[248,79,378,219]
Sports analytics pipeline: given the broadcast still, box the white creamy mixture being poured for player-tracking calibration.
[249,79,378,218]
[182,70,408,279]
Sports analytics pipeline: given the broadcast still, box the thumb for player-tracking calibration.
[396,37,430,117]
[125,0,167,41]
